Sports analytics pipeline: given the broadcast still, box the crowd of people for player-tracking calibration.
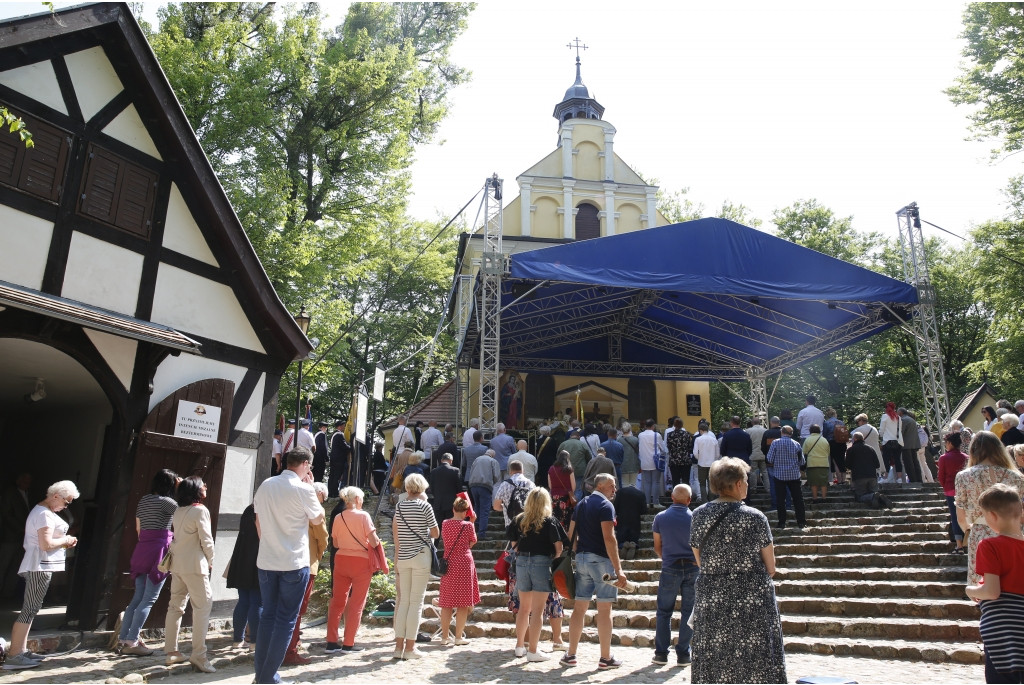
[4,396,1024,682]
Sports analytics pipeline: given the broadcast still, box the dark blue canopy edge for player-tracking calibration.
[458,218,918,381]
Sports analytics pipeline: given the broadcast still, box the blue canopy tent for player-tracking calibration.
[458,218,919,381]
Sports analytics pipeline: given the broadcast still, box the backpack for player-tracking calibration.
[504,478,530,520]
[832,422,850,444]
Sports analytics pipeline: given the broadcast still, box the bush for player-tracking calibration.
[367,572,396,612]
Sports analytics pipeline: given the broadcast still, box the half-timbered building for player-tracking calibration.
[0,3,310,627]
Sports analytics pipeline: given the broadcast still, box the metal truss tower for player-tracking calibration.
[896,202,951,436]
[478,174,506,434]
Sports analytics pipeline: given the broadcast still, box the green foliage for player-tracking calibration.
[772,199,875,265]
[656,186,704,223]
[147,2,473,421]
[948,3,1024,156]
[2,107,33,148]
[367,570,396,612]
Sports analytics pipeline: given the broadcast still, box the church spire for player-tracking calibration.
[553,38,604,126]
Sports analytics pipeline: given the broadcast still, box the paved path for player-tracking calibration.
[0,623,985,684]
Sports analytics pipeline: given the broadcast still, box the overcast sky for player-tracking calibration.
[4,1,1018,245]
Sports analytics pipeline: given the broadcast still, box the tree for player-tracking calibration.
[146,2,474,421]
[948,3,1024,156]
[656,186,704,223]
[772,199,874,266]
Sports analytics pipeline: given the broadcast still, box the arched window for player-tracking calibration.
[525,373,554,419]
[628,378,657,425]
[575,203,600,241]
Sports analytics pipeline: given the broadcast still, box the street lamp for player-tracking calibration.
[294,305,311,445]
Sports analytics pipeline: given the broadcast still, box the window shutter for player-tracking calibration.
[77,143,158,239]
[0,106,70,202]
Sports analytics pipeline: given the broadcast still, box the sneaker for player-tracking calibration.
[598,656,623,669]
[548,642,566,651]
[403,649,423,660]
[325,642,344,654]
[678,654,692,665]
[341,645,365,652]
[514,646,527,657]
[526,651,549,662]
[453,639,470,646]
[282,652,310,666]
[21,651,46,661]
[391,650,404,660]
[559,653,577,666]
[3,653,41,670]
[652,653,669,665]
[119,643,154,656]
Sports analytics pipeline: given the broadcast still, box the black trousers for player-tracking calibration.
[328,457,348,497]
[669,463,691,488]
[902,449,923,483]
[772,476,805,528]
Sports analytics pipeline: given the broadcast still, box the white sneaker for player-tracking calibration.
[526,651,550,662]
[514,646,527,657]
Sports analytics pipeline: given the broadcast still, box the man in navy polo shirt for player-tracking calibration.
[652,484,698,666]
[562,473,628,670]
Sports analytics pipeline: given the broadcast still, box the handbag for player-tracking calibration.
[653,437,666,472]
[436,524,466,577]
[551,525,577,598]
[396,504,444,577]
[157,546,173,574]
[494,548,512,581]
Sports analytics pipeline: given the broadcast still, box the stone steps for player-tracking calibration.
[435,484,974,664]
[415,618,984,664]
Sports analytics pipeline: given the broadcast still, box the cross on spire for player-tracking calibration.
[566,37,588,63]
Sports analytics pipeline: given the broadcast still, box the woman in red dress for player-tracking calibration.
[437,497,479,645]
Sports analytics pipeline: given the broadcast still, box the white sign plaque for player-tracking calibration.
[173,400,222,443]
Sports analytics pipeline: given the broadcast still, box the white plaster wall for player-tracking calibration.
[0,206,53,289]
[150,355,249,412]
[61,232,144,315]
[151,264,265,353]
[221,447,257,514]
[64,47,123,122]
[103,105,162,161]
[163,184,218,266]
[83,329,137,390]
[235,374,265,435]
[210,530,236,602]
[0,60,66,114]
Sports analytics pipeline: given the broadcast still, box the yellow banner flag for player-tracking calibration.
[344,393,358,442]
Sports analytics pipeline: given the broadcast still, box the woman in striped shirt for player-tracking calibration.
[391,473,438,660]
[116,469,180,655]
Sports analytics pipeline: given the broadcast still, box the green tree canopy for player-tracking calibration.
[145,2,474,423]
[948,3,1024,156]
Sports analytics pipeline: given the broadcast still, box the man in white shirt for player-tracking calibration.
[463,418,481,448]
[272,428,283,475]
[419,419,444,467]
[253,448,324,684]
[391,415,415,459]
[282,418,315,454]
[796,395,825,440]
[510,439,538,482]
[693,420,721,499]
[637,419,668,508]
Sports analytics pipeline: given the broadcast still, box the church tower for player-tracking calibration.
[500,53,667,241]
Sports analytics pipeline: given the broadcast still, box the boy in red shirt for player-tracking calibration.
[966,482,1024,683]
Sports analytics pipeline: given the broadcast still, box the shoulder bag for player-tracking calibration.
[396,502,444,577]
[340,511,389,575]
[551,523,577,599]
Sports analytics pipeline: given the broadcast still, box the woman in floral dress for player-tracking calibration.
[954,431,1024,584]
[437,497,479,645]
[690,458,786,684]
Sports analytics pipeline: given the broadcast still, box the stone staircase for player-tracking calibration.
[419,482,984,664]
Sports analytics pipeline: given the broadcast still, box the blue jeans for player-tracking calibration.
[119,574,165,643]
[946,495,964,541]
[641,469,661,506]
[655,562,698,659]
[233,586,263,643]
[469,486,492,537]
[255,567,310,684]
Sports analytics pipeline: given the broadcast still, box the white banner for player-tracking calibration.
[356,391,368,444]
[373,364,385,402]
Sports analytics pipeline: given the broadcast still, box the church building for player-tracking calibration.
[451,55,711,436]
[0,4,308,627]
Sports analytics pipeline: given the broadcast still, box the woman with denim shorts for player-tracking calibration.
[506,488,565,663]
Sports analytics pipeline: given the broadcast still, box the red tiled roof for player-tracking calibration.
[380,380,456,430]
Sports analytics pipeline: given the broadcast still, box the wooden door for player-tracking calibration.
[109,378,235,629]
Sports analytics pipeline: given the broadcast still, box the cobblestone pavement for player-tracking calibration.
[0,623,984,685]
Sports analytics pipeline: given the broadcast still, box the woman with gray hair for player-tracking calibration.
[3,480,80,671]
[327,486,380,653]
[391,473,439,659]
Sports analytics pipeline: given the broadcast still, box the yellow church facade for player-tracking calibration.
[453,58,710,434]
